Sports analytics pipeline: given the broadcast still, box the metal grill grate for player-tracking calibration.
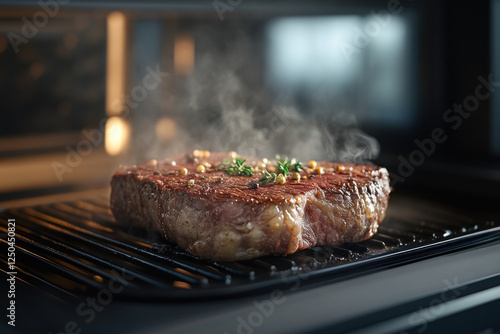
[1,195,499,301]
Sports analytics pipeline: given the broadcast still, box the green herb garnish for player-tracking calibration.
[259,169,277,183]
[275,160,290,176]
[275,157,304,175]
[223,157,254,176]
[292,161,304,172]
[258,156,304,184]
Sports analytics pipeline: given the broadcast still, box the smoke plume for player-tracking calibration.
[142,21,379,164]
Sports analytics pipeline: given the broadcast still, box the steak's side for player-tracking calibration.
[110,154,391,261]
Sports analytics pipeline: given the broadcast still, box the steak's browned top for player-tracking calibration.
[111,151,391,260]
[113,153,388,204]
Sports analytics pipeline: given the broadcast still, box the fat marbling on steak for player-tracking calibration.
[110,152,391,261]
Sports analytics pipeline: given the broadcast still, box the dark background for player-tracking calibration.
[0,0,498,202]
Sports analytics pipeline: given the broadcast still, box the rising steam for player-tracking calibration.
[142,22,379,164]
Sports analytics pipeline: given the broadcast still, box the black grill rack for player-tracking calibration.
[1,195,499,301]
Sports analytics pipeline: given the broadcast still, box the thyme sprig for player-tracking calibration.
[275,156,304,175]
[259,169,277,183]
[259,156,304,184]
[292,161,304,172]
[223,157,254,176]
[275,160,290,176]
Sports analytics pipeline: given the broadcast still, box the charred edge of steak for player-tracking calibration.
[110,154,391,261]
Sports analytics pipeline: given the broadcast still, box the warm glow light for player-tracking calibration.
[105,116,130,156]
[173,281,192,289]
[155,117,177,142]
[106,11,127,116]
[174,33,195,75]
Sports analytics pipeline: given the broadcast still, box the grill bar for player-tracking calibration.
[1,195,499,301]
[4,212,213,287]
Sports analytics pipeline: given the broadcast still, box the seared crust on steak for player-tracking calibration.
[110,153,391,261]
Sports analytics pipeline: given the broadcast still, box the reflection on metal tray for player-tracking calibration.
[1,194,499,302]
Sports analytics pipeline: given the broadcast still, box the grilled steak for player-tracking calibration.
[110,152,391,261]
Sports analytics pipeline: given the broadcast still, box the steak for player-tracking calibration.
[110,152,391,261]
